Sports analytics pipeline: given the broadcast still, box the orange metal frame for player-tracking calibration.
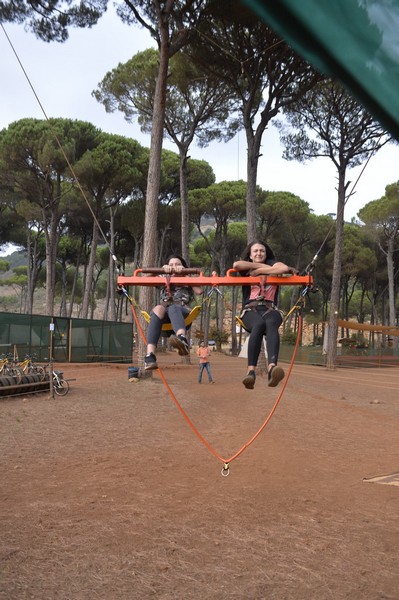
[118,268,313,288]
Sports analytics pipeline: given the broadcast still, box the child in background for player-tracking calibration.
[197,340,215,384]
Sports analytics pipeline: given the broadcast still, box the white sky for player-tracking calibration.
[1,4,399,229]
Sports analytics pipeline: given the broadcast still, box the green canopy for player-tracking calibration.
[243,0,399,140]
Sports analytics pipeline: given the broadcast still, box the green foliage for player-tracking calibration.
[95,275,108,300]
[209,326,229,345]
[189,180,247,272]
[93,48,158,127]
[93,47,240,147]
[257,190,315,267]
[340,223,377,278]
[0,259,10,273]
[281,329,297,345]
[279,80,390,168]
[0,294,17,310]
[0,0,106,42]
[12,265,27,277]
[187,159,215,190]
[340,334,368,349]
[73,131,145,198]
[190,242,212,270]
[226,222,247,262]
[358,182,399,240]
[1,271,27,288]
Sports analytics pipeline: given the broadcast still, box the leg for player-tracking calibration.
[241,309,267,389]
[205,362,213,383]
[198,363,204,383]
[263,309,283,367]
[263,310,285,387]
[167,304,187,337]
[168,305,190,355]
[145,305,167,370]
[146,305,167,355]
[243,309,267,369]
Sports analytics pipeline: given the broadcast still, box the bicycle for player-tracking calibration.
[52,370,69,396]
[18,354,46,381]
[0,354,23,383]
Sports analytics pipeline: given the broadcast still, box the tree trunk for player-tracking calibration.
[179,150,190,264]
[386,237,398,349]
[59,263,68,317]
[44,209,59,317]
[68,243,82,318]
[26,228,40,314]
[104,206,117,322]
[139,12,171,365]
[44,174,63,316]
[245,128,262,242]
[26,229,33,314]
[326,178,346,370]
[81,222,99,319]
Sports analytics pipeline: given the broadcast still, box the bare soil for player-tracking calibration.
[1,352,399,600]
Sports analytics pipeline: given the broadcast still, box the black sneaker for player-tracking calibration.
[268,365,284,387]
[170,334,189,356]
[144,352,158,370]
[242,370,256,389]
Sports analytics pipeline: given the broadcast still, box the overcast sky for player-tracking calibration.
[1,4,399,230]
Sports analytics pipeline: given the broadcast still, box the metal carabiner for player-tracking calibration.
[221,462,230,477]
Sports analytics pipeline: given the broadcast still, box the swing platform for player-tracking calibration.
[118,269,313,333]
[118,268,313,288]
[140,305,201,332]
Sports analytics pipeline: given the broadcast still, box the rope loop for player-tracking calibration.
[122,277,305,474]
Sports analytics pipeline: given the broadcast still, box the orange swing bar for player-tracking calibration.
[118,268,313,288]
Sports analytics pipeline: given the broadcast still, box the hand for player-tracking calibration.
[163,264,184,274]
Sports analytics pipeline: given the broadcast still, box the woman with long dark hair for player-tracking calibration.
[233,241,298,389]
[145,255,202,370]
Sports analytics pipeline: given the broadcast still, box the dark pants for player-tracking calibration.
[147,304,190,346]
[241,307,283,367]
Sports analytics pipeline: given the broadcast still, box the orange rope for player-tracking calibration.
[128,293,303,472]
[222,314,302,464]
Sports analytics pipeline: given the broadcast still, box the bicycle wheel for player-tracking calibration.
[7,366,23,384]
[33,366,46,381]
[54,378,69,396]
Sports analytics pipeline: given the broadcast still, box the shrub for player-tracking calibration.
[281,329,297,345]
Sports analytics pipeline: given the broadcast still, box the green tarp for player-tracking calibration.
[0,312,133,363]
[243,0,399,140]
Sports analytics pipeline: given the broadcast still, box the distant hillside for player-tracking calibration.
[0,250,113,320]
[0,250,27,271]
[0,250,33,314]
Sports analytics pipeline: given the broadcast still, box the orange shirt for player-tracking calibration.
[197,346,211,363]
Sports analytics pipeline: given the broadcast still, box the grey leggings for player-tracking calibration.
[147,304,190,346]
[241,307,283,367]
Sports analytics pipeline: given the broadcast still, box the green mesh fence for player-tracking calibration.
[0,312,133,363]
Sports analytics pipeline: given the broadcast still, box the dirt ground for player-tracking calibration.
[1,350,399,600]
